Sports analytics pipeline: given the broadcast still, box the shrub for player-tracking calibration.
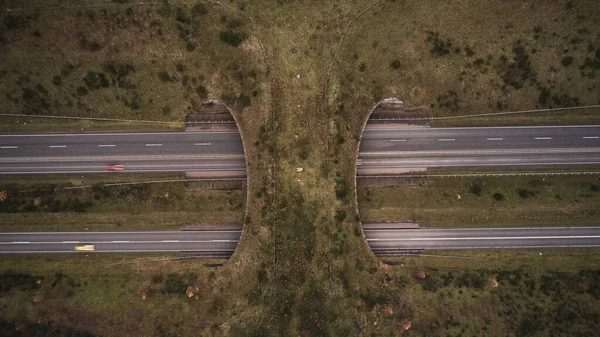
[590,184,599,192]
[422,273,443,292]
[164,274,186,294]
[76,87,89,96]
[518,188,535,199]
[175,8,191,24]
[0,272,39,292]
[52,75,62,86]
[493,192,504,201]
[158,71,172,82]
[83,72,110,90]
[192,3,208,16]
[219,30,246,47]
[196,85,208,99]
[470,182,483,196]
[390,59,401,69]
[561,56,574,67]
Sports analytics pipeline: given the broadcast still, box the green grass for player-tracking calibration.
[359,174,600,227]
[0,174,244,231]
[380,249,600,336]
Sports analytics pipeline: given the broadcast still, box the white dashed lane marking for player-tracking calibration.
[194,143,212,146]
[98,144,116,147]
[438,139,455,142]
[535,137,552,140]
[49,145,67,148]
[0,146,18,149]
[145,144,162,147]
[583,136,599,139]
[486,138,503,141]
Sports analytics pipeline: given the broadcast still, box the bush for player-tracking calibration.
[517,188,536,199]
[196,85,208,99]
[83,72,110,90]
[590,184,599,192]
[164,274,186,294]
[52,75,62,86]
[158,71,172,82]
[219,30,246,47]
[192,3,208,16]
[561,56,574,67]
[470,182,483,196]
[76,86,89,96]
[0,272,39,292]
[390,59,401,69]
[493,192,504,201]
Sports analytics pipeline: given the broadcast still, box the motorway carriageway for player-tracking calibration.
[0,125,599,175]
[1,226,599,254]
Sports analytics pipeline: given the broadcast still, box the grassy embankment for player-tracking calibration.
[1,1,600,337]
[0,173,244,231]
[359,173,600,227]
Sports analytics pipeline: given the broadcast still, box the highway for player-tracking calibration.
[1,125,599,175]
[358,125,600,174]
[0,131,246,176]
[365,226,600,253]
[0,230,240,254]
[1,227,598,254]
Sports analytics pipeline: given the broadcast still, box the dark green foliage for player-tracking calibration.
[175,8,191,24]
[158,71,172,82]
[192,3,208,16]
[164,274,187,294]
[590,184,599,192]
[83,72,110,90]
[236,93,251,110]
[561,55,574,67]
[469,181,483,196]
[436,90,460,112]
[4,14,31,30]
[465,46,475,57]
[176,63,185,72]
[52,75,63,86]
[219,30,246,47]
[76,86,89,96]
[493,192,504,201]
[517,188,536,199]
[497,44,536,90]
[454,270,485,289]
[0,272,39,292]
[358,62,366,72]
[427,31,452,56]
[371,85,383,102]
[196,85,208,99]
[421,272,443,292]
[390,59,401,69]
[21,87,50,112]
[335,177,350,200]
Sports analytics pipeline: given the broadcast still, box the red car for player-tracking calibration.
[105,164,125,171]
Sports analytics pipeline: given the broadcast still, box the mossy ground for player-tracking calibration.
[1,1,600,336]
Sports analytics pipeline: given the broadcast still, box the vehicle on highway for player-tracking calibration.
[74,244,95,251]
[105,164,125,171]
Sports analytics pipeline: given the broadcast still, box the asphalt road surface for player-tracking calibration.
[1,125,599,175]
[0,230,240,254]
[1,227,598,254]
[358,125,600,174]
[365,226,600,253]
[0,131,246,176]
